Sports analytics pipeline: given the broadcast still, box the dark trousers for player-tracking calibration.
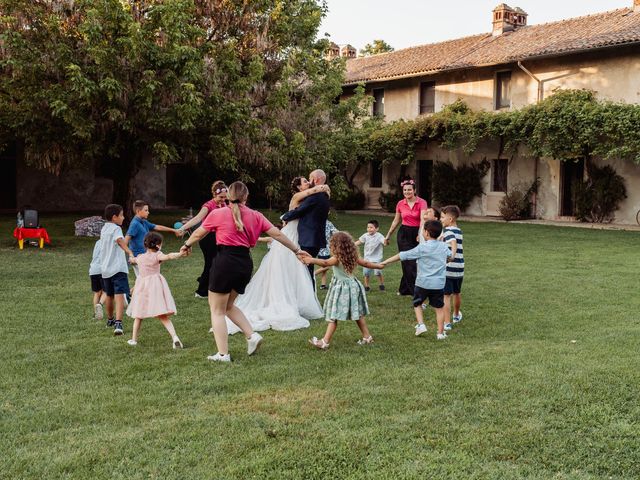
[196,232,217,296]
[397,225,419,296]
[301,246,321,288]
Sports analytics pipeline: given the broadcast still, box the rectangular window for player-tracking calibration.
[373,88,384,117]
[495,71,511,110]
[492,159,508,192]
[370,160,383,188]
[419,81,435,114]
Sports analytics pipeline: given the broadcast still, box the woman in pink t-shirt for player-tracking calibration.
[383,178,428,296]
[182,181,309,362]
[178,180,228,298]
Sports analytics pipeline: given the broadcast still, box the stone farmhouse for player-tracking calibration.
[343,2,640,224]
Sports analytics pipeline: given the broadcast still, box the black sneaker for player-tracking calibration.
[106,319,116,328]
[379,285,386,291]
[364,286,371,292]
[320,285,327,290]
[113,321,124,336]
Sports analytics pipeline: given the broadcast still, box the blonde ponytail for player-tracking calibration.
[227,181,249,232]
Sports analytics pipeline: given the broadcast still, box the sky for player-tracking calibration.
[319,0,632,51]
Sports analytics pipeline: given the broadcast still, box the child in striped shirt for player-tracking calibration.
[441,205,464,331]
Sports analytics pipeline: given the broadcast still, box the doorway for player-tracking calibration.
[0,143,17,210]
[560,159,584,216]
[417,160,433,205]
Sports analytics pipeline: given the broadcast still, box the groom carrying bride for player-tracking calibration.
[281,169,330,288]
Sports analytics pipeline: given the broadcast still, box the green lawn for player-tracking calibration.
[1,212,638,479]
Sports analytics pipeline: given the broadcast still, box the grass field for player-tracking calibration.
[1,211,638,479]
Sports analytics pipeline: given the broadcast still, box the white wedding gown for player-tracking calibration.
[226,219,323,334]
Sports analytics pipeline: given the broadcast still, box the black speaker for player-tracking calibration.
[23,209,39,228]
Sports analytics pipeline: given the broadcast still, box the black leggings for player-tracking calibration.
[196,232,217,296]
[397,225,419,296]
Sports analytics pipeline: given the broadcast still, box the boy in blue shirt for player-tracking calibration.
[382,220,452,340]
[125,200,178,276]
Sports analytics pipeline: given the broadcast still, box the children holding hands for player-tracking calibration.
[126,232,186,349]
[125,200,179,276]
[303,232,384,349]
[381,220,452,340]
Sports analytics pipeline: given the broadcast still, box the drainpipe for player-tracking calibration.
[517,61,541,218]
[517,61,543,103]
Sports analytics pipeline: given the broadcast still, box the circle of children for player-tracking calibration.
[88,178,464,362]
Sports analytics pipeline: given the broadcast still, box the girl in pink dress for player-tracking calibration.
[126,232,185,349]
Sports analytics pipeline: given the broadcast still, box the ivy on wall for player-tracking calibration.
[364,89,640,167]
[358,89,639,218]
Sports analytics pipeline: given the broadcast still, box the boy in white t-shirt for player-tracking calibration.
[89,239,106,320]
[100,204,135,336]
[355,219,386,291]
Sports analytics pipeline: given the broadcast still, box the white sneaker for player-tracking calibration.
[94,303,103,320]
[421,304,427,310]
[453,312,463,323]
[172,337,183,349]
[127,339,137,346]
[207,352,231,362]
[247,332,263,355]
[208,327,214,334]
[415,323,427,336]
[195,292,207,298]
[436,333,447,340]
[444,323,452,331]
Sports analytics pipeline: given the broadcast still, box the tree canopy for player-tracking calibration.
[0,0,367,210]
[359,39,394,56]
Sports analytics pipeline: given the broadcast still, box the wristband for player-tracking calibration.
[183,242,192,249]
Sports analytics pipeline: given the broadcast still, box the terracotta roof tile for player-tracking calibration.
[345,8,640,85]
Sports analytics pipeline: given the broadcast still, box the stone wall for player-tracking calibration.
[15,154,166,211]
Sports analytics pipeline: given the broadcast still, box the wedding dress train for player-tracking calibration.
[226,220,323,334]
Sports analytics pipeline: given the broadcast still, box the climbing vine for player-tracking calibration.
[361,89,640,167]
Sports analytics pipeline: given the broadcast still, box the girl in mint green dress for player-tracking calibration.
[303,232,384,349]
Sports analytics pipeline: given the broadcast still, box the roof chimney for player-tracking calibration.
[339,44,357,59]
[325,42,340,60]
[492,4,527,36]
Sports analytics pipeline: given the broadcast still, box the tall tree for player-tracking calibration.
[0,0,363,211]
[359,39,394,56]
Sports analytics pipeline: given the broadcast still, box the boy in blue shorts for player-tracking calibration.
[382,220,452,340]
[125,200,178,275]
[101,204,134,335]
[441,205,464,331]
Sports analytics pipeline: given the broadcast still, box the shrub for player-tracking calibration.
[499,180,539,221]
[574,164,627,223]
[432,160,490,212]
[378,190,403,213]
[334,188,366,210]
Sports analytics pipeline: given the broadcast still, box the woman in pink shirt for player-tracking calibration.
[182,181,309,362]
[384,178,428,296]
[178,180,228,298]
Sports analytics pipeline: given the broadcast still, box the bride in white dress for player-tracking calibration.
[225,177,327,334]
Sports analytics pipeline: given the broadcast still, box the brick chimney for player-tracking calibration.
[339,44,357,59]
[325,42,340,60]
[492,4,527,36]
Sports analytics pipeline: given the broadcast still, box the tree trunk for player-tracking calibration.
[110,152,141,222]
